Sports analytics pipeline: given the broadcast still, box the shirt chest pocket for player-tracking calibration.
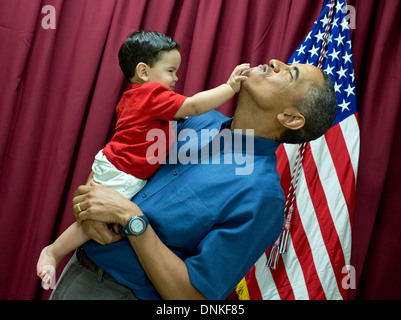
[143,184,215,250]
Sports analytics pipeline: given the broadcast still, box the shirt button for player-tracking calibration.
[173,171,178,176]
[141,193,147,198]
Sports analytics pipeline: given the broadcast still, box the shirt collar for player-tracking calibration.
[219,119,281,155]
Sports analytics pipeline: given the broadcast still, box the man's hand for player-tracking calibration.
[227,63,250,93]
[81,220,122,245]
[72,181,144,244]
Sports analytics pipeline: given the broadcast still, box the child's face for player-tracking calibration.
[147,49,181,91]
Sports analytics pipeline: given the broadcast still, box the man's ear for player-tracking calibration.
[135,62,149,82]
[277,112,305,131]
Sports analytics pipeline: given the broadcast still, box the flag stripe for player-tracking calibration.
[281,235,310,299]
[245,265,263,300]
[302,143,347,299]
[338,114,360,227]
[322,125,354,267]
[339,114,360,184]
[327,117,359,195]
[291,166,335,299]
[270,254,295,299]
[311,129,352,265]
[280,213,323,300]
[324,124,355,227]
[254,256,282,300]
[277,146,326,299]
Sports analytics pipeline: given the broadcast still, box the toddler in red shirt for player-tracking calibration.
[37,30,250,289]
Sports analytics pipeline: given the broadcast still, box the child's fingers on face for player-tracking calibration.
[235,64,250,75]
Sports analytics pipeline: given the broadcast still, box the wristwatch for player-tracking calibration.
[120,215,149,236]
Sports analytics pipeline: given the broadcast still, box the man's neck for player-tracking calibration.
[231,98,283,141]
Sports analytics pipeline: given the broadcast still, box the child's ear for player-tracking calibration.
[136,63,149,82]
[277,111,305,131]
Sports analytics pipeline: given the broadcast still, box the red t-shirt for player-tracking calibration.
[102,82,187,180]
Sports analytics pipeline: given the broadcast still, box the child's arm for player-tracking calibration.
[86,170,94,185]
[174,63,250,119]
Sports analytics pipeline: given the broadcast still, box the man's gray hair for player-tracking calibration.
[279,70,337,144]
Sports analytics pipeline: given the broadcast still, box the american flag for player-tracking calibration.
[237,0,359,300]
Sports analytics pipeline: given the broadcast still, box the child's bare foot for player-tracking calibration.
[36,245,58,290]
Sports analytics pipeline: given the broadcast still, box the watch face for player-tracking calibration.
[130,218,145,233]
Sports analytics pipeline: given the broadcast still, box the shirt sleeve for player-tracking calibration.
[184,190,284,300]
[143,82,187,122]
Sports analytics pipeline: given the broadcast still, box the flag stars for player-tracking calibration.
[334,82,342,94]
[336,2,345,13]
[296,44,306,56]
[344,84,355,97]
[332,17,339,29]
[342,51,352,64]
[324,64,335,76]
[321,14,330,25]
[315,30,326,43]
[339,99,351,112]
[285,0,357,120]
[340,18,349,30]
[334,34,345,46]
[350,71,355,82]
[337,66,348,79]
[308,45,319,58]
[329,48,340,61]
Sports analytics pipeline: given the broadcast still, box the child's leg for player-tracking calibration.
[92,150,147,233]
[37,222,89,290]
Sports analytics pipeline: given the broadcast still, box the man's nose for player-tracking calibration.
[269,59,288,73]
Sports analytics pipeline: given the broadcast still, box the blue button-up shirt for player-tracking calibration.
[83,110,284,299]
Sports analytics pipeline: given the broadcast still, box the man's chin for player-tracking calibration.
[240,69,252,77]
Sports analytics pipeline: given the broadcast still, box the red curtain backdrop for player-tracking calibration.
[0,0,399,300]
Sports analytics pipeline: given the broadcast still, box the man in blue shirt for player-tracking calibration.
[51,60,337,300]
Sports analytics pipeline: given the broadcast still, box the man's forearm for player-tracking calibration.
[127,225,207,300]
[73,182,204,299]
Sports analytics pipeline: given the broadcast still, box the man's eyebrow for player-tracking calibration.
[294,66,300,81]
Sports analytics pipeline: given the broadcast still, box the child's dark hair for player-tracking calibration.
[118,30,180,82]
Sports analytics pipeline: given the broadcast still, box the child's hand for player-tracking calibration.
[227,63,251,93]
